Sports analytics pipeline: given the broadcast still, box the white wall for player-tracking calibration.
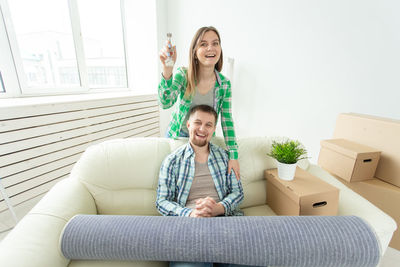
[125,0,159,95]
[159,0,400,162]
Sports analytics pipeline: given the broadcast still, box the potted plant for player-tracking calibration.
[268,139,308,181]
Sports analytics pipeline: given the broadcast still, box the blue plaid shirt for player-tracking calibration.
[156,142,244,217]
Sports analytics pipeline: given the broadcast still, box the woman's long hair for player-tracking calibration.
[185,26,223,99]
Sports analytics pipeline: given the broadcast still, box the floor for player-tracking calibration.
[0,196,399,266]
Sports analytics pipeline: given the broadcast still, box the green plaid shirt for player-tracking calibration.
[158,67,238,159]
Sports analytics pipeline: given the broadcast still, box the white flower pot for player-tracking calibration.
[276,161,297,181]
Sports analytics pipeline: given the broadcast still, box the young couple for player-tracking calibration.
[156,27,253,267]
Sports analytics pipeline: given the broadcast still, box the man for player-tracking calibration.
[156,104,243,218]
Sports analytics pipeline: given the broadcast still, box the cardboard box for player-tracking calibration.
[334,113,400,187]
[318,139,381,182]
[332,174,400,250]
[265,167,339,216]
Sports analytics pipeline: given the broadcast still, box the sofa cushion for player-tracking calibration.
[242,204,276,216]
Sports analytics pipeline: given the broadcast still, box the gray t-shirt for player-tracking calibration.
[181,88,214,134]
[185,161,220,209]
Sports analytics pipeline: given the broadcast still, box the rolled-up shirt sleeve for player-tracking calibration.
[156,157,192,217]
[219,169,244,216]
[158,67,186,109]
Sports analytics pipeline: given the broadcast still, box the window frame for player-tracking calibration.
[0,1,21,98]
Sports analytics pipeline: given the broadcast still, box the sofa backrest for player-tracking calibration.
[70,136,309,215]
[70,137,170,215]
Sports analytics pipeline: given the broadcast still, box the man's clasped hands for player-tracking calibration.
[189,197,225,217]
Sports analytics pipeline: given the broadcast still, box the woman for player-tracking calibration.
[158,26,240,179]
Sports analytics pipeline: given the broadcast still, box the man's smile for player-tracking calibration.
[195,132,207,139]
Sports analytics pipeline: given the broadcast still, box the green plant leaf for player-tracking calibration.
[267,139,308,164]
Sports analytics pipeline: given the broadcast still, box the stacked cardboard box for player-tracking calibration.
[319,139,381,182]
[318,113,400,250]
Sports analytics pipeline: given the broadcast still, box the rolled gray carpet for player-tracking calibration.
[60,215,380,267]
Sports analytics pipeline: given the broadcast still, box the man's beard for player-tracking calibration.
[191,136,208,147]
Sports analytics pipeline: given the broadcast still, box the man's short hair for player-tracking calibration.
[189,105,218,123]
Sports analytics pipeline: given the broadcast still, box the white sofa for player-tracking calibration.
[0,137,397,267]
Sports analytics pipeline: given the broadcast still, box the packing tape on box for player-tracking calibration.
[60,215,380,266]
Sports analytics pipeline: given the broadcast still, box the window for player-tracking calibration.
[8,0,80,91]
[3,0,128,95]
[77,0,127,89]
[0,0,158,98]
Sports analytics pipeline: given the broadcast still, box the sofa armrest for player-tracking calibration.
[29,177,97,219]
[307,164,398,256]
[0,178,96,267]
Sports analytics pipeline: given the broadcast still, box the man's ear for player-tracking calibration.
[186,120,190,130]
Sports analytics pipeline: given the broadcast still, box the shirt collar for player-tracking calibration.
[183,142,216,160]
[214,69,222,86]
[183,142,195,160]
